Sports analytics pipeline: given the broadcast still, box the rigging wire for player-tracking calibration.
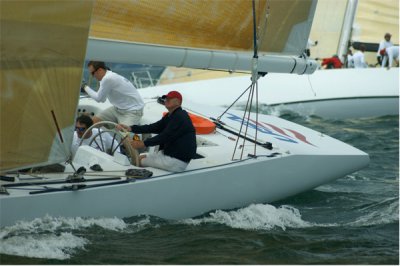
[232,81,254,160]
[213,0,267,161]
[254,80,259,156]
[231,0,261,161]
[216,83,252,121]
[240,79,256,160]
[307,74,317,96]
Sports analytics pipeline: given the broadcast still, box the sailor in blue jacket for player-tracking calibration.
[119,91,197,172]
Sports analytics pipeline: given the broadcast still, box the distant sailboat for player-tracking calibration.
[1,0,369,227]
[139,67,399,119]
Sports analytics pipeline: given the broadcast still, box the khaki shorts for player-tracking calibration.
[97,106,143,126]
[141,150,188,172]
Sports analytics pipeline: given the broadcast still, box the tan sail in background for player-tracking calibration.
[309,0,399,62]
[353,0,399,65]
[353,0,398,44]
[0,1,93,171]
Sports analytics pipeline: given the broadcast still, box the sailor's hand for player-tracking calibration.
[116,124,131,132]
[130,140,145,149]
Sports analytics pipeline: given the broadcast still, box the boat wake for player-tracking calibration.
[0,213,163,260]
[182,200,399,231]
[1,199,397,260]
[0,204,315,259]
[181,203,314,230]
[0,215,140,260]
[0,231,87,260]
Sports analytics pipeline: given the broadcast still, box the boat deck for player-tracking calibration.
[0,125,282,199]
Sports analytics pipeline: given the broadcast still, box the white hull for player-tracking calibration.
[0,99,369,227]
[145,68,399,119]
[268,97,398,119]
[1,154,366,227]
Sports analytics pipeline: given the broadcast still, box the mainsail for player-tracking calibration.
[0,1,93,171]
[87,0,318,74]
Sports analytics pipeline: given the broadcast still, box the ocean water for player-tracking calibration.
[0,113,398,264]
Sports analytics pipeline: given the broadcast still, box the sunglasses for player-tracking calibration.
[75,127,86,132]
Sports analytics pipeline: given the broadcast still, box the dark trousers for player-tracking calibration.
[377,56,389,67]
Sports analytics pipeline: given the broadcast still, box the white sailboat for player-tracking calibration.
[0,0,369,227]
[139,67,399,119]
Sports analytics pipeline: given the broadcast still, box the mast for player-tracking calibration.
[337,0,358,61]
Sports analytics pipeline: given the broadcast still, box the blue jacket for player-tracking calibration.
[130,107,197,163]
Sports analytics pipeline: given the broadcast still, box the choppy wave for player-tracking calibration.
[181,203,314,230]
[347,197,399,227]
[0,232,87,260]
[0,215,127,237]
[0,199,397,261]
[0,215,151,260]
[182,198,399,231]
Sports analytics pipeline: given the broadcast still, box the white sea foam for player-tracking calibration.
[259,105,282,117]
[345,174,370,181]
[0,215,129,260]
[126,215,154,233]
[0,232,87,260]
[182,203,313,230]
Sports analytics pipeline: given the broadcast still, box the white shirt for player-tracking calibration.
[381,46,399,68]
[85,70,144,111]
[352,51,367,68]
[347,54,354,68]
[71,128,120,157]
[377,40,393,56]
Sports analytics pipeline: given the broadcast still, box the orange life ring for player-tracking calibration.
[162,112,216,134]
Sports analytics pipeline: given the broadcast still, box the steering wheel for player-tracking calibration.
[79,121,140,166]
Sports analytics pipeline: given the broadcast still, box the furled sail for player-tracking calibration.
[0,1,93,172]
[87,0,318,74]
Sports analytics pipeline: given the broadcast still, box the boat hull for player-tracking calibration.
[142,68,399,119]
[1,153,368,227]
[268,97,398,119]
